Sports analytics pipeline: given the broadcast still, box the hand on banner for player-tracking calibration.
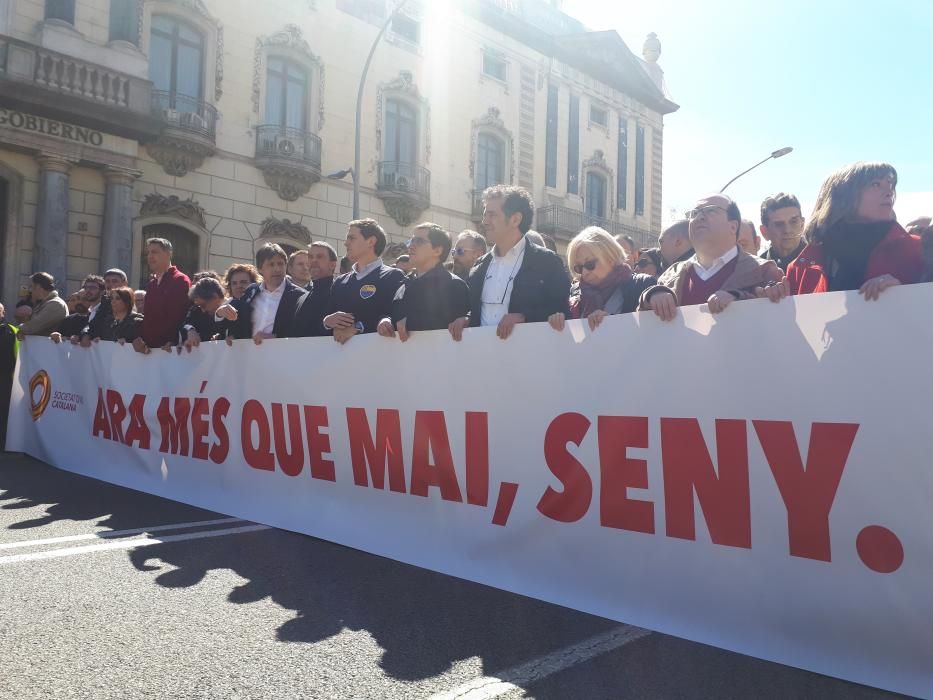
[707,291,735,314]
[397,318,410,342]
[69,335,81,345]
[333,327,357,345]
[649,291,678,322]
[377,317,396,338]
[548,312,566,332]
[859,274,901,301]
[132,338,151,355]
[324,312,355,330]
[497,313,525,340]
[215,304,238,321]
[50,332,63,344]
[587,309,609,331]
[448,316,469,342]
[79,334,93,348]
[253,331,274,346]
[757,279,789,303]
[184,330,201,352]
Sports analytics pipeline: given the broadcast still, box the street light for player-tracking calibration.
[330,0,411,219]
[719,147,794,193]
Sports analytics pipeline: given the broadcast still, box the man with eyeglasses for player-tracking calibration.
[378,223,469,341]
[759,193,807,271]
[449,185,569,341]
[323,219,405,344]
[451,230,488,280]
[640,194,783,321]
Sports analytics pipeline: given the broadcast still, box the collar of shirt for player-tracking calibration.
[689,245,738,282]
[352,258,383,280]
[252,281,286,336]
[262,281,285,299]
[491,235,526,263]
[767,240,806,267]
[88,302,101,321]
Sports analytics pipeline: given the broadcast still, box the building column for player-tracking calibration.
[101,167,140,274]
[35,153,73,292]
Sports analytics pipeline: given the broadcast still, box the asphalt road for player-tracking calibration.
[0,453,908,699]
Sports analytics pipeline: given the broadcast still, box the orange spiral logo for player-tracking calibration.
[29,370,51,422]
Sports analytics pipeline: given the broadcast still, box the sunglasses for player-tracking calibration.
[685,205,726,220]
[453,247,473,256]
[572,259,598,275]
[407,237,430,248]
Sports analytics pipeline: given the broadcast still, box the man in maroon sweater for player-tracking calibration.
[133,237,191,353]
[640,194,782,321]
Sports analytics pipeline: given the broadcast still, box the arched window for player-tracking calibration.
[585,171,608,219]
[150,15,204,106]
[475,133,504,190]
[265,58,308,130]
[45,0,75,24]
[139,225,199,287]
[385,98,418,165]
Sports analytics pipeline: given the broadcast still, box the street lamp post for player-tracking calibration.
[719,147,794,193]
[329,0,410,219]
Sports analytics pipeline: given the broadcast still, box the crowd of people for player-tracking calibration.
[1,160,931,374]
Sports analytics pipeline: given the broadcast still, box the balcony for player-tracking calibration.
[375,161,430,226]
[536,205,657,249]
[254,124,322,201]
[0,34,160,141]
[146,91,218,177]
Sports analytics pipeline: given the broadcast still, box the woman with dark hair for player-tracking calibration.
[105,287,144,344]
[782,162,922,299]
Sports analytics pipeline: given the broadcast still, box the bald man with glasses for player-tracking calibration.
[640,194,783,321]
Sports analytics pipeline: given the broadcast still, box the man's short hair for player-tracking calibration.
[104,268,127,282]
[82,274,105,291]
[190,277,225,301]
[192,270,221,282]
[310,241,338,262]
[760,192,802,227]
[482,185,535,234]
[661,220,689,241]
[288,249,309,267]
[255,243,287,268]
[722,197,741,236]
[457,229,487,254]
[30,272,55,291]
[348,218,388,255]
[145,237,173,253]
[414,222,452,262]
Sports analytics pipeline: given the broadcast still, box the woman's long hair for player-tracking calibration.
[804,161,897,244]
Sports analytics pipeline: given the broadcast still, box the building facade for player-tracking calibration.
[0,0,677,301]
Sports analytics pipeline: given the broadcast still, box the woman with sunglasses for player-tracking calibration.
[548,227,657,332]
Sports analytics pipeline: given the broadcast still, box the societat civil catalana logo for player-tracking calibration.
[29,370,51,422]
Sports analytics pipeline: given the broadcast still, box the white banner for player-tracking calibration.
[7,286,933,698]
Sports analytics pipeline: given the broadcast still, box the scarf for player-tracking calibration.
[579,263,633,318]
[821,221,892,291]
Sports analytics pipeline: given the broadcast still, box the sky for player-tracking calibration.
[562,0,933,229]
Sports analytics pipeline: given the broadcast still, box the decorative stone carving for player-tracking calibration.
[145,135,214,177]
[381,198,426,228]
[375,70,431,164]
[383,241,408,262]
[259,217,311,244]
[259,167,318,202]
[469,106,515,184]
[252,25,326,131]
[139,192,207,229]
[583,149,611,173]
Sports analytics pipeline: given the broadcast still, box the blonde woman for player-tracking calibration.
[549,227,657,332]
[781,162,922,299]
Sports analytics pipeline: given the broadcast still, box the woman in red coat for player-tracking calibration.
[783,162,922,300]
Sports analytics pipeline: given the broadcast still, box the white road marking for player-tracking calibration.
[427,625,652,700]
[0,524,270,565]
[0,517,244,550]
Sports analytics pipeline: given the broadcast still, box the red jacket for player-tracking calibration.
[786,222,922,295]
[142,266,191,347]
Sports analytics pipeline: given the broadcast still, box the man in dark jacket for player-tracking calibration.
[292,241,338,337]
[323,219,405,344]
[180,277,227,350]
[449,185,569,341]
[215,243,309,342]
[377,223,469,340]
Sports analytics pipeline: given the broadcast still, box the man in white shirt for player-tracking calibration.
[449,185,569,341]
[215,243,309,343]
[640,194,782,320]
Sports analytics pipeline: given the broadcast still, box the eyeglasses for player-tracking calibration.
[407,237,430,248]
[453,247,473,256]
[572,259,599,275]
[685,205,726,220]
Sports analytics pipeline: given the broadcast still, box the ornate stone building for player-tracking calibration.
[0,0,677,300]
